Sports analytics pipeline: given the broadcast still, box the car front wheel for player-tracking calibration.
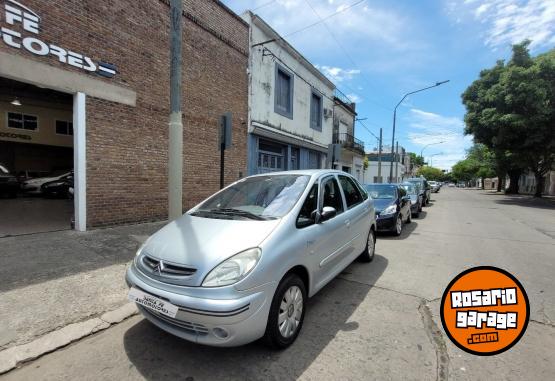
[264,274,306,349]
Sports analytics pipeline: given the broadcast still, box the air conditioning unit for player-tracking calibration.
[323,108,333,119]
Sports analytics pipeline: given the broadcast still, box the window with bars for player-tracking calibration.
[7,112,38,131]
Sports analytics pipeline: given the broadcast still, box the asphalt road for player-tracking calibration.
[4,188,555,381]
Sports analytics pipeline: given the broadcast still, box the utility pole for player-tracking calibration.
[394,141,399,183]
[168,0,183,220]
[377,128,382,183]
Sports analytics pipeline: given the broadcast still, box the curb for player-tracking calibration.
[0,302,138,375]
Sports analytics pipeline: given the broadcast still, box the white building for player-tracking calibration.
[242,12,335,174]
[362,145,411,184]
[331,95,365,181]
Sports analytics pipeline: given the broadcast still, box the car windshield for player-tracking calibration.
[192,174,310,220]
[0,165,8,174]
[364,184,396,199]
[401,184,417,195]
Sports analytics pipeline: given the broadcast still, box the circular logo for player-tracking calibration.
[440,266,529,356]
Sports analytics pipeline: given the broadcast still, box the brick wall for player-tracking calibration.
[0,0,249,227]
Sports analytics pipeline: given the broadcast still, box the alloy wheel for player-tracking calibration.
[367,231,375,258]
[396,216,402,235]
[278,285,303,338]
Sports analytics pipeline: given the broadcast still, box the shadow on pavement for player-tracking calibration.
[493,197,555,210]
[0,222,165,292]
[377,220,418,240]
[123,255,388,381]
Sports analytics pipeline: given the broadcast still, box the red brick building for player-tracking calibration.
[0,0,248,230]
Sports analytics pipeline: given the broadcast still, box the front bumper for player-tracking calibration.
[376,213,398,231]
[126,265,275,347]
[410,203,419,213]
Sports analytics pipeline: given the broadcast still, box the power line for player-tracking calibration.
[252,0,367,47]
[302,0,393,112]
[251,0,277,12]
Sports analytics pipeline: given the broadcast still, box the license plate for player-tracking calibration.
[128,287,179,318]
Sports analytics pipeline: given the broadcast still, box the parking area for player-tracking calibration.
[0,196,73,237]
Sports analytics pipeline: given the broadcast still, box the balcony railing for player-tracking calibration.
[333,132,365,155]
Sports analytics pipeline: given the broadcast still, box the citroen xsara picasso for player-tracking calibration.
[126,170,376,348]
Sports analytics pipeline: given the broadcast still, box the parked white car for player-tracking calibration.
[21,170,73,194]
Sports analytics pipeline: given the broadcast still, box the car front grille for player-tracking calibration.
[145,307,209,336]
[141,255,196,277]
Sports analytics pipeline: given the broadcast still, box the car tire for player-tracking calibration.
[406,211,412,224]
[413,210,420,218]
[358,228,376,262]
[394,215,402,236]
[264,273,307,349]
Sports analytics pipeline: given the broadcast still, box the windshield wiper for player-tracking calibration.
[209,208,269,221]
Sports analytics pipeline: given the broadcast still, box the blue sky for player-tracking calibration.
[222,0,555,169]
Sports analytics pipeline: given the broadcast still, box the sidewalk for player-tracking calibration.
[0,221,165,355]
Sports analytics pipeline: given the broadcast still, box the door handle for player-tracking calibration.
[344,219,350,227]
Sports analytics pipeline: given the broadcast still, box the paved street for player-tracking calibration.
[3,188,555,380]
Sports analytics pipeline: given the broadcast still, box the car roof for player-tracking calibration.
[249,169,353,179]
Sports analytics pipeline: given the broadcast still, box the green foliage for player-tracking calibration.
[363,156,369,170]
[416,166,444,181]
[451,144,497,182]
[461,41,555,189]
[408,152,424,167]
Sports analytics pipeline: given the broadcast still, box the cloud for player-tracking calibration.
[346,93,362,103]
[316,65,360,83]
[450,0,555,49]
[405,109,471,169]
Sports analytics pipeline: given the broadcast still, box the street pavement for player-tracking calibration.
[2,188,555,380]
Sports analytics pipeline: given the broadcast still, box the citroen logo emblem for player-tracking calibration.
[153,260,165,275]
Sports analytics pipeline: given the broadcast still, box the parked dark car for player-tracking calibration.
[364,183,411,236]
[41,174,73,198]
[0,164,19,198]
[401,182,422,217]
[407,177,431,206]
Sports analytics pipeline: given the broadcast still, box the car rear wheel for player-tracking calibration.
[406,211,412,224]
[264,274,306,349]
[358,228,376,262]
[394,215,402,236]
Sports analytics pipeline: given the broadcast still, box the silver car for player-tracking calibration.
[126,170,376,348]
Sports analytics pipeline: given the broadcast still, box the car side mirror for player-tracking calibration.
[320,206,337,222]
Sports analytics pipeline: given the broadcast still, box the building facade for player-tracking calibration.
[0,0,249,229]
[363,145,410,184]
[331,95,365,181]
[242,12,334,175]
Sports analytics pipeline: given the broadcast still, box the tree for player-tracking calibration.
[466,144,496,189]
[451,159,479,184]
[408,152,425,167]
[461,41,555,196]
[416,166,444,181]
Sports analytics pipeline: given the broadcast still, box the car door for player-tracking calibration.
[298,175,349,293]
[398,186,409,221]
[338,175,369,255]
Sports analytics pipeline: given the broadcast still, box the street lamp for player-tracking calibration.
[428,152,443,167]
[420,141,445,162]
[389,80,449,183]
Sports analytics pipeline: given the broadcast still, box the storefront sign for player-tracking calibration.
[0,131,31,141]
[0,0,117,78]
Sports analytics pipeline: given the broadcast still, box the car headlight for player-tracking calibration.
[382,205,397,215]
[202,248,261,287]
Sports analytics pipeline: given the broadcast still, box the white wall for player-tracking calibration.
[363,161,408,184]
[244,13,334,149]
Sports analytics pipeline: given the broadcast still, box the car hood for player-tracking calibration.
[139,214,281,286]
[26,176,60,185]
[373,198,395,213]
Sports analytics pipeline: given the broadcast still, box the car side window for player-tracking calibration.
[355,179,369,201]
[338,175,363,209]
[321,177,344,215]
[296,184,318,228]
